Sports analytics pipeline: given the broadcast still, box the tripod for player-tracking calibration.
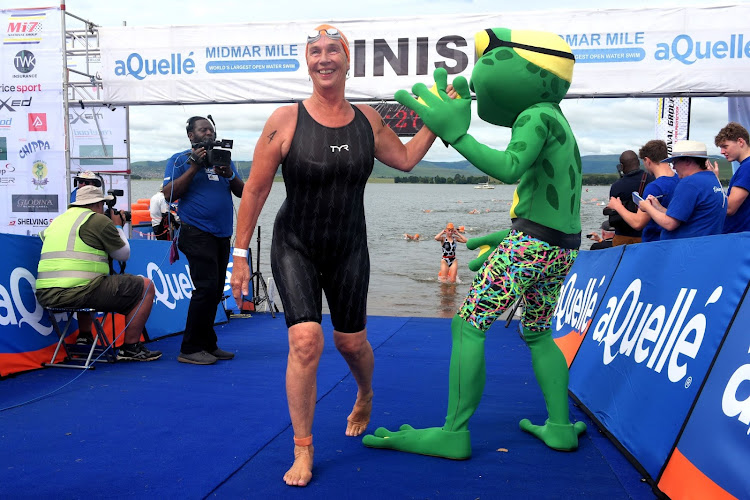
[243,227,279,318]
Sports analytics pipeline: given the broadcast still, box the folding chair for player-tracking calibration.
[43,307,117,370]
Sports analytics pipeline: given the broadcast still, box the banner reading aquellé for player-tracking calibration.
[99,5,750,105]
[658,291,750,499]
[568,233,750,481]
[552,245,625,367]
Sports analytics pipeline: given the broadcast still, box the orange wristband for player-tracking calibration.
[293,434,312,446]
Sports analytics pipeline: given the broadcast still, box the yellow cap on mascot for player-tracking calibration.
[475,29,574,84]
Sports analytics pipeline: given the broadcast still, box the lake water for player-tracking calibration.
[132,180,611,318]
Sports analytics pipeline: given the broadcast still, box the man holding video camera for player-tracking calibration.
[36,185,160,361]
[163,116,244,365]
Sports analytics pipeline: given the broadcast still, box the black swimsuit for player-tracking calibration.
[271,102,374,332]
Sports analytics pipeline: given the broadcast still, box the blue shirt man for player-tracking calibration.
[639,140,726,240]
[163,116,245,365]
[722,156,750,233]
[661,171,725,240]
[712,122,750,233]
[641,175,679,241]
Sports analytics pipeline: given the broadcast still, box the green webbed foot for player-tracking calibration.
[362,424,472,460]
[519,418,587,451]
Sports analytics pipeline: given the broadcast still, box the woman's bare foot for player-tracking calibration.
[283,444,314,487]
[346,390,373,436]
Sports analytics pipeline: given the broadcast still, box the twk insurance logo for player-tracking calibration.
[13,50,38,79]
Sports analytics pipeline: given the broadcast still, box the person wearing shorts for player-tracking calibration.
[35,185,159,361]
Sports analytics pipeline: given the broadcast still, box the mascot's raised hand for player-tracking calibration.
[363,27,586,460]
[395,67,472,145]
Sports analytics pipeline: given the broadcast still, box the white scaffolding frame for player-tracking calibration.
[60,2,131,214]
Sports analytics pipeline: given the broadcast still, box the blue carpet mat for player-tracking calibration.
[0,314,654,499]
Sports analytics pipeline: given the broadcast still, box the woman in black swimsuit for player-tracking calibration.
[230,24,438,488]
[434,222,467,283]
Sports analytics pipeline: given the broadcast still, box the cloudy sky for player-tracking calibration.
[9,0,739,163]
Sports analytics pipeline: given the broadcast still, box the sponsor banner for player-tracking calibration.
[655,97,691,156]
[552,245,625,366]
[11,193,58,213]
[111,240,227,339]
[0,8,65,236]
[0,233,55,377]
[99,5,750,105]
[568,233,750,481]
[0,235,230,376]
[69,106,130,172]
[658,289,750,499]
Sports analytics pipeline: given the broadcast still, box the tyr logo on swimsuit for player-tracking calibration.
[329,144,349,153]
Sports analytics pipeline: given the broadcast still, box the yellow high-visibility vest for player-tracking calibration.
[36,207,109,289]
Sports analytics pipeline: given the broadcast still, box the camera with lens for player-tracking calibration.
[191,138,233,167]
[105,188,131,224]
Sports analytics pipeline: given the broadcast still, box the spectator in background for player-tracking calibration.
[149,189,177,241]
[639,140,726,240]
[710,122,750,233]
[587,220,615,250]
[605,140,678,242]
[69,171,103,203]
[606,150,655,246]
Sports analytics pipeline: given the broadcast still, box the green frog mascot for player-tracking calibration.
[362,28,586,458]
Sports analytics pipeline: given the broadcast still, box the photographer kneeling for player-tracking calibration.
[35,185,160,361]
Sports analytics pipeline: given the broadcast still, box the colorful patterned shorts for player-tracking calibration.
[458,230,577,332]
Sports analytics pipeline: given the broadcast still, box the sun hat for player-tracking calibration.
[662,140,710,163]
[69,185,113,207]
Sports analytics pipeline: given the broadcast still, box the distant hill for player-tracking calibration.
[132,154,731,180]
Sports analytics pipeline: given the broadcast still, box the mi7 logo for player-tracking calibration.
[330,145,349,153]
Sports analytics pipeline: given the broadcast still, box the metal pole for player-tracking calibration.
[61,0,71,203]
[255,226,261,299]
